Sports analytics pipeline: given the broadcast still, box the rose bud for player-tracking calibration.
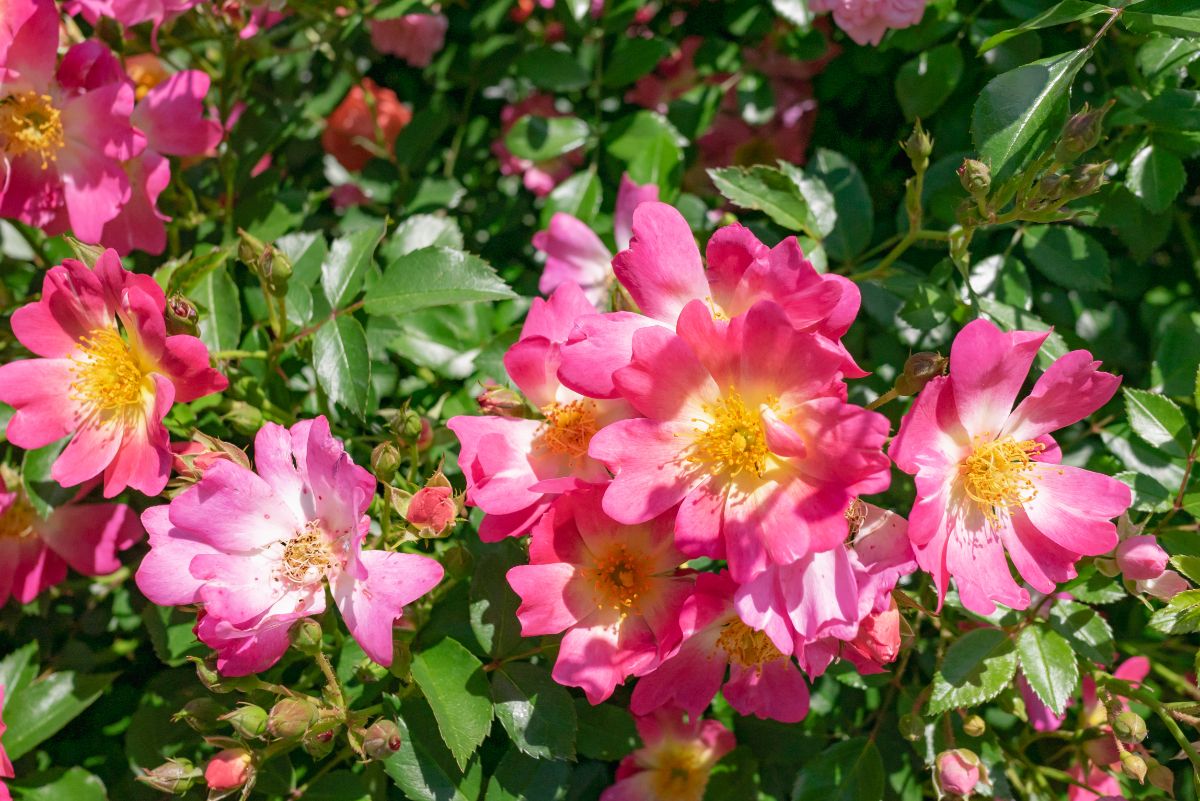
[962,715,986,737]
[1147,759,1174,795]
[267,697,319,739]
[1113,710,1148,744]
[221,704,269,740]
[165,293,199,337]
[1121,751,1148,783]
[371,442,401,484]
[936,749,981,797]
[895,351,948,396]
[1116,535,1169,581]
[289,618,325,656]
[958,159,991,200]
[406,485,457,536]
[204,748,253,792]
[1055,101,1111,163]
[363,718,404,760]
[476,381,525,417]
[174,697,225,732]
[1138,569,1190,601]
[139,758,203,794]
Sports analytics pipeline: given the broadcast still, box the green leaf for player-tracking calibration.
[312,316,371,419]
[606,111,685,194]
[1137,89,1200,130]
[384,695,485,801]
[808,149,873,261]
[705,747,760,801]
[1149,589,1200,634]
[1125,145,1186,214]
[708,165,821,237]
[302,770,372,801]
[574,699,639,761]
[4,671,117,761]
[167,248,231,294]
[972,49,1088,182]
[1171,555,1200,584]
[1048,600,1116,665]
[1116,469,1174,513]
[778,163,836,238]
[1015,624,1079,715]
[1124,0,1200,37]
[504,116,590,162]
[603,37,671,88]
[1124,388,1192,458]
[322,222,385,308]
[409,637,494,770]
[978,1,1114,54]
[895,43,964,121]
[365,247,516,317]
[1021,224,1110,290]
[0,643,39,701]
[277,231,328,287]
[540,169,603,228]
[469,542,525,658]
[516,46,590,91]
[383,215,464,264]
[927,628,1018,714]
[792,737,885,801]
[492,663,578,761]
[1136,38,1200,79]
[772,0,814,27]
[484,748,572,801]
[193,264,242,353]
[19,767,108,801]
[20,438,72,519]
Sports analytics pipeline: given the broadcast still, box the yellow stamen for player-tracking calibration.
[648,744,709,801]
[0,91,65,169]
[689,389,769,478]
[536,400,599,459]
[960,435,1045,523]
[280,522,334,586]
[69,328,150,415]
[588,543,653,613]
[0,492,37,540]
[715,618,784,671]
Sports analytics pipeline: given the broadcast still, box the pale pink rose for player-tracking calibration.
[1138,569,1189,600]
[936,749,981,797]
[369,13,449,68]
[1115,534,1168,581]
[819,0,927,46]
[601,708,735,801]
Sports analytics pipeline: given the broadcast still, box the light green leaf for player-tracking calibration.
[540,169,602,228]
[276,231,328,287]
[1136,38,1200,79]
[516,46,590,91]
[193,264,242,353]
[312,316,371,419]
[927,628,1018,714]
[896,43,964,121]
[322,222,386,308]
[808,149,873,261]
[1171,555,1200,585]
[492,663,578,761]
[708,165,822,237]
[1048,600,1116,665]
[606,111,685,194]
[792,737,885,801]
[1149,589,1200,634]
[1126,145,1186,214]
[1116,469,1174,513]
[365,247,516,317]
[4,671,117,761]
[384,695,484,801]
[410,638,494,770]
[484,748,572,801]
[1016,624,1079,715]
[1124,0,1200,37]
[0,643,39,701]
[20,767,108,801]
[779,162,837,238]
[504,116,590,163]
[978,1,1114,54]
[972,49,1088,182]
[383,215,464,263]
[772,0,814,27]
[1124,388,1192,457]
[1022,224,1110,290]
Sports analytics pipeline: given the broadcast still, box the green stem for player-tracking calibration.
[314,651,347,715]
[1099,676,1200,778]
[210,349,268,360]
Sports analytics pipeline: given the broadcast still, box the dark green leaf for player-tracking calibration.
[167,248,231,294]
[972,50,1088,182]
[516,46,590,91]
[504,116,590,162]
[604,38,671,88]
[1124,388,1192,457]
[808,149,873,261]
[484,748,572,801]
[312,316,371,418]
[1048,600,1115,665]
[322,222,386,308]
[927,628,1018,714]
[708,165,820,236]
[792,737,884,801]
[541,169,603,228]
[193,265,242,353]
[1136,37,1200,79]
[978,1,1114,53]
[574,699,639,761]
[302,770,371,801]
[1022,224,1110,290]
[409,637,494,770]
[365,247,516,317]
[1124,0,1200,37]
[20,767,107,801]
[896,43,964,121]
[606,111,685,193]
[384,695,484,801]
[469,542,526,658]
[1125,145,1186,214]
[1016,624,1079,715]
[492,663,578,761]
[20,438,71,518]
[4,671,117,761]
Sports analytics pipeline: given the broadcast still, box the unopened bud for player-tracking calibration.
[898,713,925,741]
[1068,162,1108,196]
[407,485,457,537]
[958,159,991,200]
[1055,101,1112,163]
[138,758,202,794]
[237,228,292,295]
[1113,710,1148,744]
[895,351,948,396]
[174,697,225,732]
[303,722,339,759]
[289,618,324,656]
[165,293,199,336]
[1121,751,1148,783]
[962,714,986,737]
[191,656,225,693]
[1037,173,1067,203]
[936,749,981,797]
[204,748,253,792]
[1116,535,1169,581]
[902,121,933,172]
[371,442,401,484]
[267,697,319,739]
[221,704,268,740]
[476,381,526,417]
[363,718,404,760]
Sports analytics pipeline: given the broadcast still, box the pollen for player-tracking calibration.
[587,543,653,613]
[960,435,1045,523]
[689,389,769,478]
[0,91,65,169]
[715,618,784,671]
[0,492,37,541]
[280,522,335,586]
[648,744,708,801]
[536,400,599,459]
[69,329,149,414]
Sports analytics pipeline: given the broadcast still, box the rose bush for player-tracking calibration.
[1,1,1199,800]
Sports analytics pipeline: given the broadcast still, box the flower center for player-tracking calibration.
[649,745,708,801]
[960,435,1044,523]
[689,389,769,477]
[126,60,167,102]
[536,400,599,459]
[0,91,65,169]
[716,618,784,670]
[0,492,37,540]
[588,543,652,613]
[280,522,335,586]
[69,328,149,414]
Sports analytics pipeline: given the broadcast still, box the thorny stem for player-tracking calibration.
[1098,675,1200,778]
[314,651,347,715]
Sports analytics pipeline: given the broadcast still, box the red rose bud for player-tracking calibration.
[165,293,199,336]
[204,748,253,792]
[267,697,318,739]
[1116,535,1169,581]
[406,485,457,535]
[139,758,203,794]
[363,718,404,760]
[936,749,981,797]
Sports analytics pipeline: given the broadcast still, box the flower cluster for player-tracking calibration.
[452,198,1136,727]
[0,0,222,253]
